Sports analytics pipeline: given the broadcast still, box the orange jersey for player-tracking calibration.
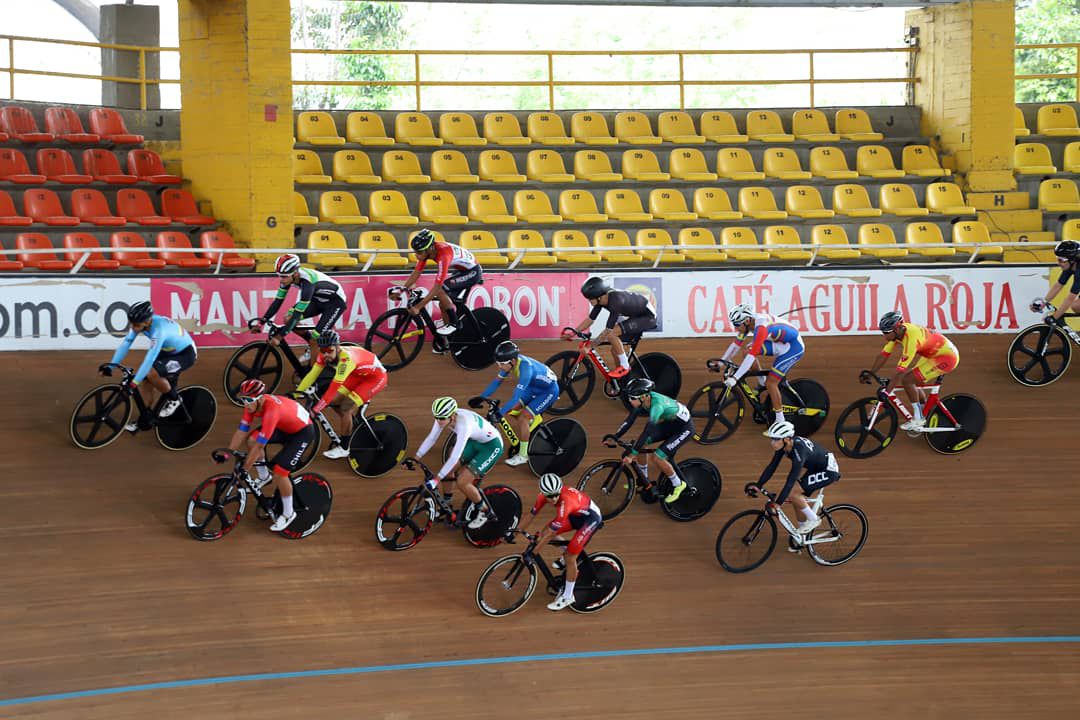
[881,323,957,372]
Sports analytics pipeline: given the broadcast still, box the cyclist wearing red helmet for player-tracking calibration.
[1031,240,1080,324]
[253,253,347,365]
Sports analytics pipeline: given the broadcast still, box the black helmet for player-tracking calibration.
[127,301,153,325]
[493,340,519,363]
[1055,240,1080,261]
[581,276,613,300]
[625,377,654,399]
[317,329,340,348]
[410,228,436,253]
[879,311,904,334]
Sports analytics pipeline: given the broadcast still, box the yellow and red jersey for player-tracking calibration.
[881,323,957,373]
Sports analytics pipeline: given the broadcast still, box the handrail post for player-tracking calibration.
[678,52,685,110]
[8,38,14,99]
[547,52,555,111]
[808,50,815,108]
[414,53,421,111]
[1076,46,1079,102]
[138,48,146,111]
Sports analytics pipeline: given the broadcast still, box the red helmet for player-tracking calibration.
[275,254,301,276]
[238,378,266,400]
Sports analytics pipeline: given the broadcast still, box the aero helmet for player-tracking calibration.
[581,276,613,300]
[539,473,563,498]
[126,300,154,325]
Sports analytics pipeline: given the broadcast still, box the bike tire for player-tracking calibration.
[186,475,246,541]
[576,460,636,521]
[545,350,596,416]
[70,384,132,450]
[279,473,333,540]
[806,503,868,566]
[834,397,898,459]
[476,555,537,618]
[715,509,777,573]
[347,413,408,478]
[925,394,987,455]
[1007,324,1072,387]
[451,307,511,371]
[463,485,522,548]
[223,342,284,406]
[687,383,745,444]
[375,487,435,551]
[156,386,218,451]
[621,352,682,411]
[785,378,830,438]
[527,417,587,477]
[662,457,722,522]
[365,308,426,372]
[570,552,625,614]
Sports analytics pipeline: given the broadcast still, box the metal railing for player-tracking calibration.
[1015,42,1080,102]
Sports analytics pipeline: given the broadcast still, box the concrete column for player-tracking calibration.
[99,3,160,110]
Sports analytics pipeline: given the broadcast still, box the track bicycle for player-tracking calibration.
[223,320,338,406]
[291,390,408,477]
[1007,303,1080,387]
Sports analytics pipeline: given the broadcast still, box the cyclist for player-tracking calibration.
[747,420,840,539]
[294,330,388,460]
[102,301,198,432]
[479,340,560,467]
[393,228,482,353]
[215,378,317,533]
[415,396,504,530]
[567,277,656,377]
[721,303,804,425]
[1031,240,1080,324]
[516,473,603,612]
[604,377,692,504]
[866,311,959,432]
[252,253,347,365]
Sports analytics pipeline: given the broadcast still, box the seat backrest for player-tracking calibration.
[1,105,41,135]
[1040,178,1080,204]
[0,148,33,176]
[333,150,375,179]
[574,150,614,175]
[200,230,241,258]
[45,107,85,135]
[835,108,875,135]
[721,227,759,247]
[459,230,499,255]
[926,182,966,210]
[785,185,826,211]
[439,112,481,140]
[856,145,898,172]
[809,146,851,174]
[319,191,363,219]
[763,148,803,174]
[604,189,644,213]
[297,111,340,142]
[594,229,632,249]
[953,220,991,246]
[513,190,554,215]
[552,229,590,249]
[88,108,132,137]
[110,231,152,259]
[906,222,944,245]
[1014,106,1029,134]
[1015,142,1054,167]
[70,188,113,217]
[764,225,801,248]
[1065,141,1080,168]
[570,112,612,141]
[381,150,425,179]
[559,189,600,215]
[36,148,79,177]
[156,231,197,261]
[679,227,718,249]
[858,223,897,245]
[369,190,411,218]
[508,229,547,251]
[419,190,462,217]
[635,228,673,249]
[622,149,662,176]
[0,190,20,216]
[360,230,402,253]
[116,188,158,216]
[293,150,326,176]
[833,184,874,211]
[483,112,525,141]
[468,190,510,216]
[526,149,568,177]
[308,229,349,251]
[738,187,779,212]
[346,112,389,141]
[395,112,437,140]
[1037,104,1079,133]
[614,112,656,140]
[693,187,734,213]
[527,112,569,140]
[433,149,474,179]
[128,148,166,176]
[746,110,785,136]
[162,188,201,217]
[63,232,108,261]
[478,150,517,177]
[82,148,124,176]
[1062,219,1080,242]
[717,148,757,174]
[811,225,849,246]
[902,145,942,172]
[880,183,920,211]
[294,192,313,216]
[670,148,710,176]
[700,111,739,136]
[792,109,831,136]
[657,111,697,137]
[649,189,690,213]
[23,188,66,218]
[16,233,60,263]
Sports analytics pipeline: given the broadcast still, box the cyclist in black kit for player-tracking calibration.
[252,254,348,365]
[567,277,657,377]
[1031,240,1080,324]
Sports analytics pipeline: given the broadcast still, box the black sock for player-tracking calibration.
[444,308,458,326]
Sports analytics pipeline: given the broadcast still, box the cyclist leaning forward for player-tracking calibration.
[479,340,560,467]
[1031,240,1080,323]
[721,303,805,424]
[568,277,657,377]
[253,254,347,365]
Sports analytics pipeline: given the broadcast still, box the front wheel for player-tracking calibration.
[687,383,745,444]
[528,418,587,477]
[715,509,777,573]
[925,394,987,455]
[365,309,426,372]
[1007,324,1072,387]
[545,350,595,415]
[570,552,625,614]
[223,341,284,406]
[375,487,435,551]
[806,504,868,566]
[347,413,408,477]
[476,554,538,617]
[661,458,722,522]
[70,384,132,450]
[834,397,898,459]
[576,460,636,521]
[186,475,246,541]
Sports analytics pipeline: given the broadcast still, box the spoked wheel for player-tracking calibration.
[476,554,538,617]
[156,386,218,451]
[715,509,777,573]
[277,474,333,539]
[575,460,635,521]
[186,475,246,541]
[70,384,132,450]
[661,458,722,522]
[528,418,587,477]
[449,307,510,371]
[621,352,682,410]
[687,383,745,444]
[375,487,435,551]
[365,309,425,371]
[806,504,868,566]
[462,485,522,547]
[925,394,987,455]
[347,413,408,477]
[223,342,284,406]
[1007,324,1071,387]
[545,350,595,415]
[782,379,830,438]
[834,397,898,459]
[570,552,625,614]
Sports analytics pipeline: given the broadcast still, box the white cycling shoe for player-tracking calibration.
[158,398,181,418]
[796,517,822,535]
[900,417,926,432]
[323,444,350,460]
[547,594,574,611]
[435,322,458,336]
[270,512,297,532]
[124,422,139,433]
[505,453,529,467]
[298,350,311,365]
[467,509,489,529]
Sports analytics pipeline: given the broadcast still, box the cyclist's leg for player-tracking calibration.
[268,425,316,527]
[438,267,482,329]
[654,418,694,501]
[518,387,558,447]
[766,339,804,422]
[554,511,602,604]
[340,370,388,439]
[150,346,196,415]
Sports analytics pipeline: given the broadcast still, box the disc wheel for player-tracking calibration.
[834,397,898,459]
[365,309,425,372]
[375,488,435,551]
[347,414,408,477]
[806,504,868,566]
[527,418,587,477]
[186,475,246,541]
[575,460,635,521]
[925,394,987,455]
[715,509,777,573]
[687,383,745,444]
[476,555,537,617]
[545,350,595,416]
[462,485,522,547]
[661,458,722,522]
[279,474,333,540]
[783,378,830,438]
[156,386,217,451]
[1007,324,1071,387]
[621,352,682,411]
[223,342,283,406]
[449,307,511,371]
[268,427,321,473]
[570,552,625,614]
[70,384,132,450]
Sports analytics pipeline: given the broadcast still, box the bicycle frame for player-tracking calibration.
[402,458,497,523]
[708,358,815,418]
[104,363,190,427]
[566,333,640,382]
[868,383,959,432]
[758,489,840,549]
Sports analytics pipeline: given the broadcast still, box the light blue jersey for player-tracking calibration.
[110,315,196,382]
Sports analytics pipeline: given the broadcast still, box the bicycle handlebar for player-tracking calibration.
[401,456,435,479]
[705,358,736,373]
[602,434,654,456]
[561,327,591,342]
[98,362,134,382]
[858,370,890,389]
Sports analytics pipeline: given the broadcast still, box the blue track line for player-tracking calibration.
[3,635,1079,708]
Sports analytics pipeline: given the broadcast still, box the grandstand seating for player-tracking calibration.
[346,112,394,146]
[17,233,73,270]
[635,229,683,263]
[24,189,78,225]
[764,225,811,261]
[926,182,976,215]
[468,190,517,223]
[1014,106,1031,137]
[622,150,670,181]
[307,230,359,268]
[439,113,487,146]
[604,190,652,222]
[460,230,508,266]
[575,151,622,182]
[293,150,332,184]
[792,110,840,142]
[594,229,643,263]
[559,190,607,222]
[419,191,468,224]
[127,149,181,184]
[614,112,662,145]
[693,188,741,220]
[63,233,121,270]
[88,108,143,144]
[649,189,696,221]
[382,150,431,184]
[320,191,369,224]
[0,191,33,225]
[333,150,381,184]
[763,148,811,180]
[1015,143,1057,174]
[200,231,256,270]
[434,150,482,183]
[395,112,443,146]
[36,148,91,184]
[552,229,601,263]
[571,112,618,145]
[835,109,883,141]
[700,111,748,143]
[1039,179,1080,212]
[111,231,167,269]
[161,189,214,225]
[857,145,905,178]
[902,145,951,177]
[858,223,907,258]
[721,227,770,261]
[294,192,317,225]
[670,148,719,182]
[369,190,418,225]
[906,222,956,257]
[0,106,54,143]
[82,149,137,184]
[43,107,99,144]
[0,149,46,183]
[483,113,530,146]
[528,113,575,145]
[297,112,345,146]
[1064,142,1079,173]
[678,228,727,262]
[507,229,556,266]
[70,188,126,226]
[738,187,787,220]
[657,112,705,144]
[156,232,213,269]
[1036,104,1080,137]
[717,148,764,181]
[116,189,170,225]
[809,147,858,179]
[513,191,561,223]
[527,150,575,183]
[785,186,834,219]
[359,230,410,268]
[810,225,861,260]
[746,111,794,142]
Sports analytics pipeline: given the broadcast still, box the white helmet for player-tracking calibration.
[539,473,563,498]
[729,303,754,327]
[764,420,795,440]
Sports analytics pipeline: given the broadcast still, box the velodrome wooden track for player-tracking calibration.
[4,335,1080,718]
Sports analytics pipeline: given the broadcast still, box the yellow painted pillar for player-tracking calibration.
[177,0,293,255]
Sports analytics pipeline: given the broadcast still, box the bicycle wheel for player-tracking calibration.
[784,379,830,438]
[687,383,745,444]
[527,418,587,477]
[476,554,537,618]
[223,342,283,406]
[715,509,777,573]
[545,350,595,415]
[70,384,132,450]
[925,394,987,455]
[186,475,246,541]
[806,504,868,566]
[570,552,625,614]
[1007,324,1072,387]
[576,460,635,521]
[157,386,218,451]
[621,352,682,411]
[834,397,898,459]
[348,413,408,477]
[365,309,425,371]
[450,307,510,371]
[463,485,522,547]
[375,488,435,551]
[662,458,722,522]
[279,473,333,540]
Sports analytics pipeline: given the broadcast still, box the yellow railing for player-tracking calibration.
[1015,42,1080,102]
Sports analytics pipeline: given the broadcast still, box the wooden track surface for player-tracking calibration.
[3,336,1079,718]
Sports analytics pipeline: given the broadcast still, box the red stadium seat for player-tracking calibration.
[126,149,181,184]
[0,148,46,184]
[81,149,138,185]
[115,188,169,225]
[63,233,121,270]
[0,106,55,143]
[161,188,214,224]
[0,131,8,143]
[44,107,100,144]
[110,232,166,268]
[0,191,33,225]
[23,189,79,226]
[36,148,92,184]
[157,232,213,268]
[70,188,127,226]
[0,250,23,271]
[88,108,144,145]
[199,231,255,270]
[16,233,74,270]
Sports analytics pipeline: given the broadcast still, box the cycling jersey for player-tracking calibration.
[589,289,655,330]
[881,323,958,373]
[481,355,559,414]
[297,345,386,412]
[110,315,196,383]
[239,395,312,446]
[531,487,600,533]
[417,408,499,480]
[758,436,840,504]
[725,313,805,380]
[1058,266,1080,295]
[416,242,478,285]
[262,267,347,335]
[614,391,693,458]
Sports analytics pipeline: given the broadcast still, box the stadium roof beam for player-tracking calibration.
[372,0,960,7]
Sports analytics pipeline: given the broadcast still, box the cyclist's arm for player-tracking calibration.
[756,450,783,488]
[577,303,604,333]
[480,369,509,399]
[502,363,536,413]
[109,328,137,366]
[281,281,315,335]
[720,338,742,362]
[1051,273,1080,320]
[415,420,442,459]
[132,331,164,383]
[870,339,896,374]
[731,327,765,380]
[400,264,423,291]
[776,455,805,505]
[417,252,451,307]
[294,355,325,394]
[611,407,641,441]
[262,284,289,322]
[313,353,356,413]
[436,414,471,480]
[228,408,257,452]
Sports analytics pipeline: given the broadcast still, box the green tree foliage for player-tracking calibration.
[1016,0,1080,102]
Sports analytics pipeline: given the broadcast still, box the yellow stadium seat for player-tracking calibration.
[635,229,684,263]
[833,184,881,217]
[293,150,331,184]
[746,110,794,142]
[594,229,644,263]
[332,150,381,185]
[901,145,950,177]
[614,112,662,145]
[858,223,908,258]
[382,150,431,184]
[952,220,1003,257]
[1014,107,1031,138]
[526,150,575,183]
[721,227,770,261]
[439,113,487,146]
[700,111,747,143]
[792,109,840,142]
[528,113,575,145]
[835,109,883,141]
[880,183,929,217]
[395,112,443,146]
[810,225,862,260]
[717,148,765,181]
[369,190,418,225]
[552,229,602,263]
[513,190,562,223]
[297,111,345,146]
[785,186,834,219]
[905,222,955,257]
[1065,141,1080,173]
[1039,179,1080,212]
[571,112,618,145]
[509,229,558,266]
[478,150,526,183]
[763,148,811,180]
[460,230,508,266]
[574,150,623,182]
[559,190,608,222]
[483,113,530,146]
[468,191,517,224]
[1063,219,1080,241]
[293,192,318,226]
[431,150,479,184]
[622,149,670,181]
[670,148,719,181]
[856,145,905,178]
[1015,143,1057,174]
[359,230,410,268]
[926,182,976,215]
[604,189,652,222]
[693,188,742,221]
[1037,104,1080,137]
[738,187,787,220]
[649,189,697,221]
[418,191,468,225]
[657,111,705,144]
[809,147,858,180]
[764,225,812,261]
[318,191,368,224]
[346,112,394,146]
[679,228,728,263]
[307,230,358,267]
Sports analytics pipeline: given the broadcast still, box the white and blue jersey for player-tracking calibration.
[482,355,560,415]
[110,315,196,383]
[745,321,804,377]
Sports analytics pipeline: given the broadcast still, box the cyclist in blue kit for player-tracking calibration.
[721,303,805,424]
[478,340,560,467]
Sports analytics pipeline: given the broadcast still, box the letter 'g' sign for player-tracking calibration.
[267,216,277,228]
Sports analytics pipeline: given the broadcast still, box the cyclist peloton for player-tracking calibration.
[102,301,198,432]
[866,311,960,431]
[568,277,657,377]
[252,254,347,365]
[479,340,560,467]
[294,330,388,459]
[1031,240,1080,324]
[516,473,603,612]
[605,377,693,504]
[721,303,804,424]
[414,396,505,530]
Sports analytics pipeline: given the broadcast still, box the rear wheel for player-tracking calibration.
[1007,324,1071,387]
[223,342,283,406]
[279,473,333,540]
[661,458,722,522]
[450,307,511,371]
[462,485,522,547]
[576,460,635,521]
[156,386,217,451]
[621,352,682,410]
[715,510,777,573]
[375,488,435,551]
[545,350,595,415]
[806,504,868,566]
[834,397,898,459]
[527,418,587,477]
[70,384,132,450]
[783,378,830,438]
[925,394,987,455]
[347,413,408,477]
[570,552,625,614]
[476,555,537,617]
[365,309,425,371]
[687,383,745,444]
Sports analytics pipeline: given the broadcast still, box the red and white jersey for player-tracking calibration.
[240,394,312,443]
[416,242,478,284]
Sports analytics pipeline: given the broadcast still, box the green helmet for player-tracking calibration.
[432,396,458,419]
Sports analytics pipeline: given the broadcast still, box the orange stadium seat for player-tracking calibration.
[635,229,684,263]
[528,113,575,145]
[835,109,883,141]
[571,112,618,145]
[902,145,951,177]
[649,189,697,221]
[622,150,670,182]
[433,150,481,183]
[552,229,602,263]
[0,252,23,271]
[345,112,394,146]
[297,111,345,146]
[763,148,811,180]
[792,110,840,142]
[36,148,91,184]
[700,111,747,143]
[657,111,705,144]
[381,150,431,184]
[477,151,524,183]
[513,190,562,223]
[44,107,99,144]
[110,232,167,269]
[574,150,622,182]
[23,189,79,225]
[395,112,443,146]
[0,191,33,225]
[127,149,181,184]
[810,225,861,260]
[88,108,143,144]
[439,113,487,146]
[614,112,662,145]
[508,230,557,266]
[526,150,575,183]
[745,110,794,142]
[483,113,530,146]
[70,188,126,226]
[63,233,121,270]
[1036,104,1080,137]
[200,231,256,270]
[678,228,728,263]
[763,225,812,261]
[332,150,381,185]
[162,189,215,225]
[0,149,46,184]
[116,188,170,225]
[0,105,55,143]
[82,149,137,184]
[156,232,213,268]
[809,147,858,180]
[16,233,73,270]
